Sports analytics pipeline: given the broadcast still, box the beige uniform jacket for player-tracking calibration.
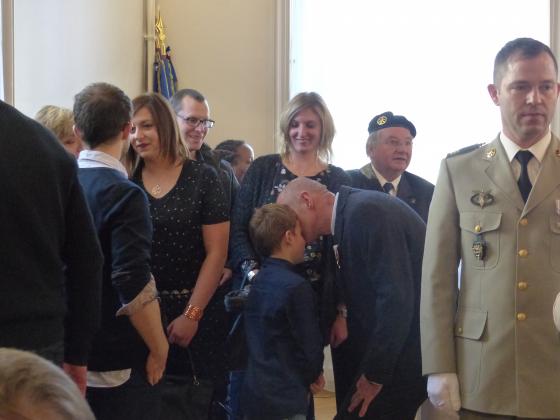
[421,136,560,418]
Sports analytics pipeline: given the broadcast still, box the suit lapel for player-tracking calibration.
[333,186,350,245]
[333,187,351,271]
[523,136,560,216]
[396,173,415,205]
[483,138,525,212]
[359,164,383,191]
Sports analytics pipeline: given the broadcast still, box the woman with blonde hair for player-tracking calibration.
[35,105,83,157]
[127,93,230,419]
[228,91,350,419]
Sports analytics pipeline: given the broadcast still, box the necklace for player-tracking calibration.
[151,184,162,196]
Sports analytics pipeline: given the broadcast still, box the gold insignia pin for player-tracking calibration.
[485,148,496,158]
[470,190,495,208]
[377,115,388,125]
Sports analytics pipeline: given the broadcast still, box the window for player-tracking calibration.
[290,0,550,182]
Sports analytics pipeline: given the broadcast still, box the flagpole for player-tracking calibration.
[144,0,156,93]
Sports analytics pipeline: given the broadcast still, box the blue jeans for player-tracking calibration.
[227,370,245,420]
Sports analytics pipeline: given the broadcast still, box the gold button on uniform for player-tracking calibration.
[474,225,481,233]
[518,249,528,257]
[517,281,528,290]
[457,327,463,334]
[517,312,527,321]
[519,218,528,226]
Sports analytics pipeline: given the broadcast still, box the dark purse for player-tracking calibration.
[159,349,214,420]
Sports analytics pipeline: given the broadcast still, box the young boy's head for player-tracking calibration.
[249,203,306,264]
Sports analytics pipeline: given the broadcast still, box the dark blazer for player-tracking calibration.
[197,143,239,213]
[333,186,426,418]
[78,167,153,371]
[347,164,434,223]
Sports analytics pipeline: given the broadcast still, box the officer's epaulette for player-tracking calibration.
[446,143,485,158]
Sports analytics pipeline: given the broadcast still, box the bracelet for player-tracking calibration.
[184,304,203,321]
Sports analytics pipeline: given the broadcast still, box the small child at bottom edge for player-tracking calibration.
[242,203,325,420]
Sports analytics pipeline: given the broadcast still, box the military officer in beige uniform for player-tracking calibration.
[421,37,560,419]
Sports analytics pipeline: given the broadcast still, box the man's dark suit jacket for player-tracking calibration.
[333,186,427,419]
[347,164,434,223]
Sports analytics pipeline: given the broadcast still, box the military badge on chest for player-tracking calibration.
[470,189,494,209]
[469,189,495,261]
[472,234,487,261]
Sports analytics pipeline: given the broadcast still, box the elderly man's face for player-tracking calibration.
[368,126,413,181]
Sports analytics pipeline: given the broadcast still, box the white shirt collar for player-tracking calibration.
[499,131,550,164]
[370,163,402,191]
[78,150,128,177]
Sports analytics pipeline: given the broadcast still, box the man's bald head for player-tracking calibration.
[278,177,328,206]
[277,177,334,241]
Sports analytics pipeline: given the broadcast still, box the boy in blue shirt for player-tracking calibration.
[243,203,325,420]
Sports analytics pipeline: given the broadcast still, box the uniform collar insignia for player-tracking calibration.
[470,190,494,208]
[485,148,496,159]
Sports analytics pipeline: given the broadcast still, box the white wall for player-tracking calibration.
[13,0,145,117]
[12,0,278,157]
[158,0,278,156]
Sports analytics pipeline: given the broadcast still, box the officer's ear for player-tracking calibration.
[300,191,313,210]
[487,84,500,106]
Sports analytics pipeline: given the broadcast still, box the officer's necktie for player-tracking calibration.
[515,150,533,203]
[382,182,394,194]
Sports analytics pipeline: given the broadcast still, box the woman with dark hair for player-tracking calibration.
[214,139,255,183]
[127,92,230,419]
[228,91,350,419]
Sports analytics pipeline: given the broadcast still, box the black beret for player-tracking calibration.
[367,111,416,138]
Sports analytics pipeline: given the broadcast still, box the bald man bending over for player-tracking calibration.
[278,177,426,420]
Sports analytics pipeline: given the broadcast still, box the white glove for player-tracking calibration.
[427,373,461,413]
[553,293,560,331]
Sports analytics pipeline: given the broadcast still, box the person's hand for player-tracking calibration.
[427,373,461,413]
[219,267,233,286]
[310,373,325,394]
[62,363,87,396]
[167,315,199,348]
[347,374,383,417]
[145,341,169,385]
[330,314,348,348]
[553,292,560,331]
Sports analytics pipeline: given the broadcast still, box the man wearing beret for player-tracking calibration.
[422,37,560,419]
[347,111,434,222]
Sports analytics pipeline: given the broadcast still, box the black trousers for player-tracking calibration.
[332,341,426,420]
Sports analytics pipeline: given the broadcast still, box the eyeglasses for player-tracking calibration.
[177,115,215,129]
[378,138,413,148]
